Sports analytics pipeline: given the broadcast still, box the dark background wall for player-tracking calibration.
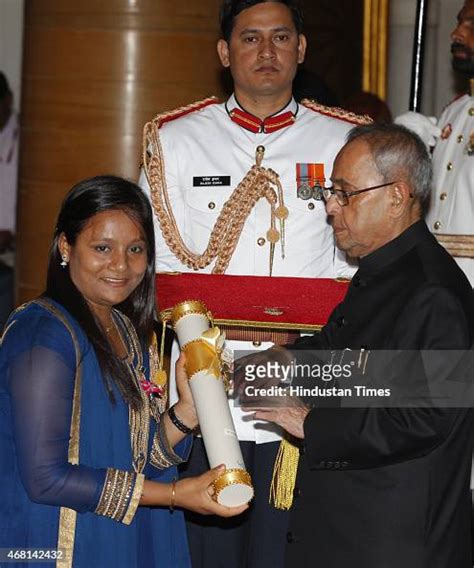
[302,0,363,103]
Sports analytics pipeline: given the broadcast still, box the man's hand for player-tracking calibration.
[233,344,295,397]
[246,404,310,439]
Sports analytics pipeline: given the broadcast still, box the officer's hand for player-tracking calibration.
[394,111,441,148]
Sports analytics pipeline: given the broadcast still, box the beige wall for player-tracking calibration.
[0,0,24,111]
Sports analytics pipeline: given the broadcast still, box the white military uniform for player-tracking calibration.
[426,81,474,285]
[140,95,362,443]
[0,112,19,235]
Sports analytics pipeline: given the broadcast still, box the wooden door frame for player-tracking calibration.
[363,0,389,100]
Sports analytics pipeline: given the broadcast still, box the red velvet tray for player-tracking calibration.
[156,273,349,331]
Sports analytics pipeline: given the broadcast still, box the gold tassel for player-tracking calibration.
[269,438,300,510]
[149,324,168,414]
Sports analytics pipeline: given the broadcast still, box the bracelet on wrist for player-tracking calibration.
[168,404,194,435]
[170,479,177,513]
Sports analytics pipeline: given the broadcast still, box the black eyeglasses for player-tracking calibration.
[321,181,398,207]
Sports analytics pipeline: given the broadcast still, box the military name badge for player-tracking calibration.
[296,163,325,200]
[193,176,231,187]
[440,123,452,140]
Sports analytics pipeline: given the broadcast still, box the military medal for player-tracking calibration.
[440,123,452,140]
[297,182,313,200]
[296,163,325,201]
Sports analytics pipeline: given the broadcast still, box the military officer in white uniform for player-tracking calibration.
[140,1,368,566]
[427,78,474,285]
[396,0,474,286]
[0,72,19,326]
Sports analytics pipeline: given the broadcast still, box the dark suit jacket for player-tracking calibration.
[286,221,474,568]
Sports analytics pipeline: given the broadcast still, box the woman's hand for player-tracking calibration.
[175,465,249,517]
[174,353,198,430]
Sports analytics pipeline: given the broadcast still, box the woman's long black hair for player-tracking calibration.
[45,175,156,409]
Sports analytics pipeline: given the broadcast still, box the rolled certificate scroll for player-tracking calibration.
[170,300,254,507]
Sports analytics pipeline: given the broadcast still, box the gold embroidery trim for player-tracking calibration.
[95,469,136,523]
[220,327,299,344]
[1,302,29,344]
[151,97,219,129]
[143,116,287,275]
[170,300,209,326]
[115,311,151,475]
[229,110,261,129]
[213,468,253,500]
[265,116,296,129]
[0,319,17,344]
[150,423,185,470]
[150,436,175,469]
[31,299,82,568]
[436,233,474,259]
[301,99,372,125]
[160,312,323,332]
[123,473,145,526]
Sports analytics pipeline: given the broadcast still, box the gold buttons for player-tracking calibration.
[208,202,216,210]
[469,107,474,116]
[440,192,447,200]
[433,221,441,230]
[252,341,262,348]
[308,202,315,210]
[447,162,453,171]
[257,237,266,247]
[457,135,464,143]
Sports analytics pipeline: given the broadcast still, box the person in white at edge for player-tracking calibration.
[0,72,19,327]
[139,1,368,566]
[396,0,474,286]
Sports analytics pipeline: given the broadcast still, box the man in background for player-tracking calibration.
[396,0,474,285]
[0,72,19,326]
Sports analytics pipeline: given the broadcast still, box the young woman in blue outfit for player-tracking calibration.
[0,176,246,567]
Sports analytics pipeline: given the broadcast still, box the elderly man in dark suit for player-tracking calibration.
[242,123,474,568]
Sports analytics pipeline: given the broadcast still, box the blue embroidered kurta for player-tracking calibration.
[0,300,191,567]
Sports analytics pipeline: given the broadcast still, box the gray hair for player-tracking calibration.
[346,123,432,202]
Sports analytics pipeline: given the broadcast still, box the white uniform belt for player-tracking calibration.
[436,234,474,259]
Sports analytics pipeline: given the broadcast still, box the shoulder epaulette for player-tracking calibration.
[301,99,372,125]
[151,96,220,129]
